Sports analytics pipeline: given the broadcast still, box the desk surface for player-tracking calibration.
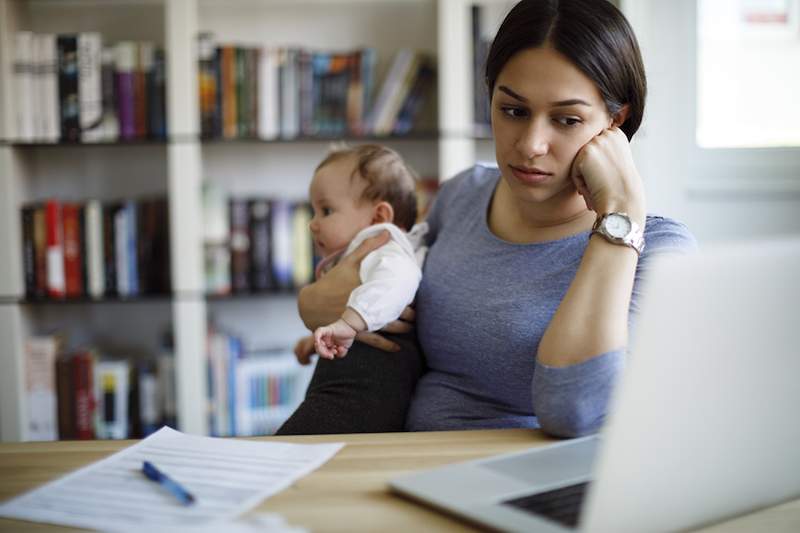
[1,429,798,532]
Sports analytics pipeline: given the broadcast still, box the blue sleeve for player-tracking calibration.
[531,216,698,438]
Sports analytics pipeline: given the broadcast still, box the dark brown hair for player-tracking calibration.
[315,144,418,231]
[485,0,647,140]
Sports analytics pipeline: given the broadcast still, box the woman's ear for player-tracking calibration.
[371,201,394,225]
[611,104,630,128]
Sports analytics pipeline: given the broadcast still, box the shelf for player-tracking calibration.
[0,131,494,148]
[4,290,303,305]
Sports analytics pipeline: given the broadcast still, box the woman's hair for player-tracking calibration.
[315,144,419,231]
[485,0,647,140]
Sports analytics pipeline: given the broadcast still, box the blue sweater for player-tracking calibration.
[406,164,697,436]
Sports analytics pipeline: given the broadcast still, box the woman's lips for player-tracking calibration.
[510,165,553,185]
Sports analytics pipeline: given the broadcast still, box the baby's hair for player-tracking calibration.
[315,143,419,231]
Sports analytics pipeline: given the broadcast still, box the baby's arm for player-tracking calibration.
[313,308,367,359]
[293,335,317,365]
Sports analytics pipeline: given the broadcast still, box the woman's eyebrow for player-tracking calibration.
[550,98,592,107]
[497,85,527,102]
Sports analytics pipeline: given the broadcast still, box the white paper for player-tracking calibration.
[0,427,343,532]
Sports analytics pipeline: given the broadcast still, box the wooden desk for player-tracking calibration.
[1,429,798,532]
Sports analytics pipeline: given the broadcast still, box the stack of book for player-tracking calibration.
[24,334,176,441]
[13,31,167,143]
[19,197,171,300]
[197,33,435,139]
[207,326,312,437]
[203,183,315,295]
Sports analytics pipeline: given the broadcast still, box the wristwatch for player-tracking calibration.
[591,212,645,255]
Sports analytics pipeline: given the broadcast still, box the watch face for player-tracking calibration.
[604,213,632,238]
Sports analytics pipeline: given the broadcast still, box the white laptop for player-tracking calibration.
[390,239,800,532]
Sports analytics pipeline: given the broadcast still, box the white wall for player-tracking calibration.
[624,0,800,244]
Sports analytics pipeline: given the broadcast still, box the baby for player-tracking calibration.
[293,144,427,364]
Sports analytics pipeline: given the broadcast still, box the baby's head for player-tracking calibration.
[308,144,418,258]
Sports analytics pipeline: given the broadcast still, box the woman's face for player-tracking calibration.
[491,45,613,207]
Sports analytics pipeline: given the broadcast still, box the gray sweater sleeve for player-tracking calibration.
[531,217,698,438]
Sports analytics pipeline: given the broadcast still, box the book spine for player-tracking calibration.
[291,203,313,288]
[41,34,60,142]
[78,204,88,294]
[134,42,153,139]
[21,206,37,298]
[126,201,139,295]
[25,336,58,441]
[72,352,95,440]
[14,32,35,142]
[45,200,65,298]
[33,205,47,297]
[393,59,435,135]
[270,199,293,290]
[85,200,104,299]
[249,199,273,291]
[56,355,75,439]
[57,35,80,142]
[103,203,118,296]
[78,32,103,141]
[198,33,217,138]
[32,34,45,141]
[149,49,167,140]
[229,198,250,292]
[100,48,119,140]
[236,47,247,138]
[62,203,84,297]
[114,42,137,140]
[115,204,129,296]
[222,45,237,139]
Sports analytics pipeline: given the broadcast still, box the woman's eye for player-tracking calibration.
[500,106,528,119]
[555,116,582,127]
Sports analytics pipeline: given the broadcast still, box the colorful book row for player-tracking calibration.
[207,327,311,437]
[20,197,171,300]
[24,335,176,441]
[197,34,435,140]
[13,31,166,143]
[203,184,315,295]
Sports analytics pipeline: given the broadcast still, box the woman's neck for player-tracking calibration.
[487,179,595,244]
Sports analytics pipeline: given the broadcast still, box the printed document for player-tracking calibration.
[0,426,343,531]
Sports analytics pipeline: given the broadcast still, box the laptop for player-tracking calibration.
[390,238,800,532]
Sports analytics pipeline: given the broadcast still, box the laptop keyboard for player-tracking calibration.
[502,481,590,529]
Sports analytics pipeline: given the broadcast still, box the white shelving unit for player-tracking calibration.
[0,0,487,442]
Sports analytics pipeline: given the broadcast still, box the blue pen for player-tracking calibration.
[141,461,196,506]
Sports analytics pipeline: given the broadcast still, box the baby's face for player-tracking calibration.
[308,156,376,257]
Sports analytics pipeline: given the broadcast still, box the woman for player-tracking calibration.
[278,0,695,437]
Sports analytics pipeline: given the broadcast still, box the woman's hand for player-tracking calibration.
[570,127,646,224]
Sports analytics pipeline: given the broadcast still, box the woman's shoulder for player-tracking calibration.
[434,163,500,208]
[642,215,698,257]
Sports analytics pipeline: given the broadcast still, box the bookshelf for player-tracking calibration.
[0,0,495,442]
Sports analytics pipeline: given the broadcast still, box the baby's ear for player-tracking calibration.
[372,201,395,225]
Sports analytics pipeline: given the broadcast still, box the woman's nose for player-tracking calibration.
[516,120,549,159]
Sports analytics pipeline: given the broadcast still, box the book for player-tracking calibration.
[393,58,435,135]
[148,48,167,139]
[57,35,80,142]
[55,353,75,439]
[62,203,84,297]
[45,200,65,298]
[71,351,96,440]
[229,198,251,292]
[291,203,313,288]
[270,199,293,290]
[103,202,121,296]
[25,336,59,441]
[249,199,273,291]
[21,206,37,298]
[114,202,129,296]
[93,360,130,439]
[114,42,137,140]
[78,32,103,142]
[198,32,218,138]
[136,359,160,437]
[14,31,35,142]
[33,205,47,297]
[97,48,120,141]
[84,200,104,299]
[221,45,237,139]
[257,47,279,140]
[40,34,60,142]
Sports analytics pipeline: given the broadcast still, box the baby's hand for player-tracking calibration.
[293,335,317,365]
[314,319,358,360]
